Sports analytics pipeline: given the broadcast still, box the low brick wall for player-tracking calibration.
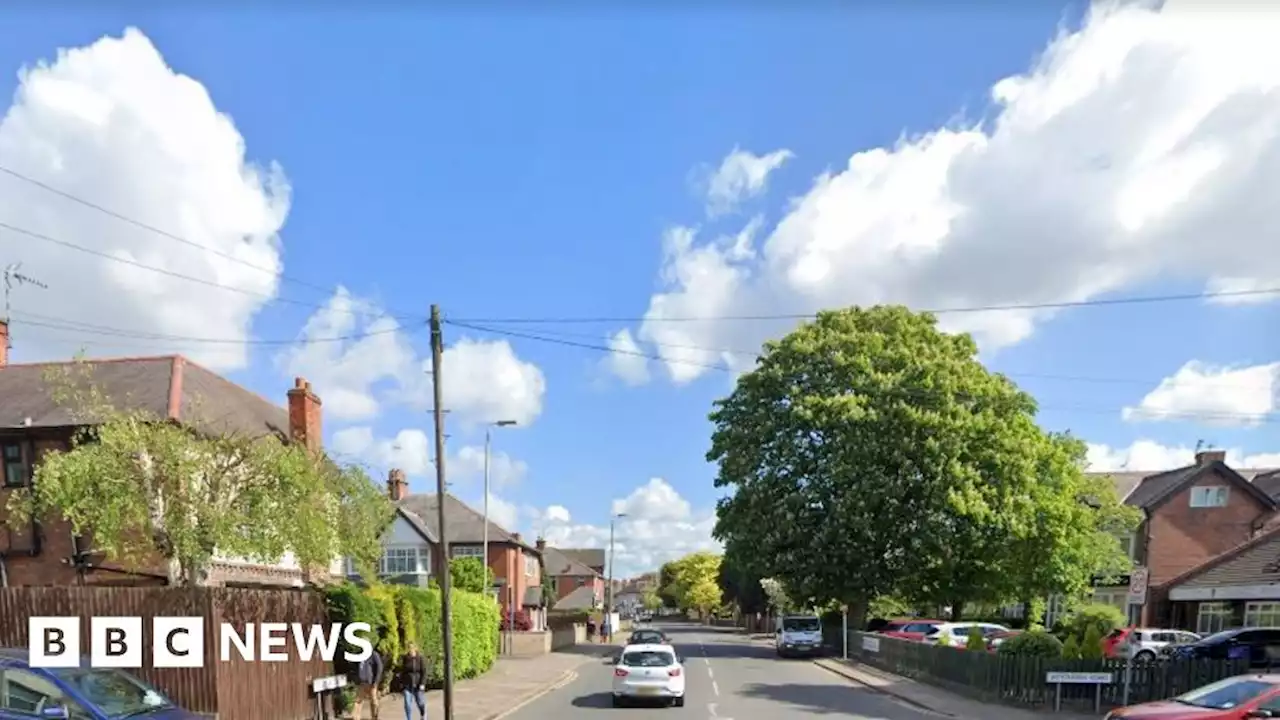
[504,630,552,656]
[551,623,586,649]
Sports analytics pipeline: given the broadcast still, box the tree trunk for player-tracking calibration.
[950,601,965,622]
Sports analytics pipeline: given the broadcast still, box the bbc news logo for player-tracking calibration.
[29,617,374,668]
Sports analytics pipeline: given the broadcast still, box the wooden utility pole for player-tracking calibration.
[430,305,455,720]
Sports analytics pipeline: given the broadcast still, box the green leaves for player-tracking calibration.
[449,556,493,594]
[6,362,395,586]
[709,305,1140,616]
[659,551,723,613]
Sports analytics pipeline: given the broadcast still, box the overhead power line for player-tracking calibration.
[9,310,422,346]
[445,319,1279,425]
[448,285,1280,325]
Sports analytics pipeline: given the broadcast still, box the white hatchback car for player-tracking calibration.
[612,643,686,707]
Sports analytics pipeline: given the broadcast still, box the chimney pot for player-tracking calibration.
[535,538,546,551]
[388,468,408,501]
[1196,449,1227,466]
[0,319,9,368]
[511,532,522,543]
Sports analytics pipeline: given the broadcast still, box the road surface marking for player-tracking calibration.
[708,702,718,716]
[707,665,714,678]
[712,680,720,696]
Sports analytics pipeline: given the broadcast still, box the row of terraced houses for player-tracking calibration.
[0,320,610,621]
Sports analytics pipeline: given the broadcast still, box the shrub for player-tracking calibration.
[1060,634,1081,659]
[998,629,1063,658]
[965,630,987,652]
[1080,625,1104,660]
[500,608,533,631]
[1062,604,1126,644]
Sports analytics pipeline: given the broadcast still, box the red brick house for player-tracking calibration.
[1055,450,1280,629]
[0,339,333,588]
[541,545,603,610]
[1160,523,1280,634]
[375,470,548,627]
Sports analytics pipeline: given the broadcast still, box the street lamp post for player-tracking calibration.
[607,513,626,616]
[482,420,517,593]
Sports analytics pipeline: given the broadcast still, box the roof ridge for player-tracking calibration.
[0,354,183,369]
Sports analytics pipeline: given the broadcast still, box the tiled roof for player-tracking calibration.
[397,493,536,551]
[1091,464,1280,510]
[558,548,605,569]
[1166,524,1280,590]
[0,356,290,439]
[543,546,598,577]
[555,585,598,610]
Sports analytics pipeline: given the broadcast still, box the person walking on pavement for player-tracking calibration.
[602,616,612,644]
[352,644,385,719]
[396,643,429,720]
[586,617,596,643]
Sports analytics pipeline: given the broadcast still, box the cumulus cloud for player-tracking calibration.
[452,444,528,488]
[604,329,650,385]
[1122,360,1278,426]
[0,28,290,370]
[331,427,528,489]
[702,146,793,216]
[531,478,719,578]
[278,289,546,426]
[1087,439,1280,472]
[622,2,1280,385]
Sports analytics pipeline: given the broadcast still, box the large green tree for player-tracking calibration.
[6,362,394,586]
[709,305,1136,623]
[718,541,768,615]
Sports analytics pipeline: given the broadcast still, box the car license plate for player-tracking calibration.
[637,687,659,695]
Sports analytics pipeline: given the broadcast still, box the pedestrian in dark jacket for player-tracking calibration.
[396,643,428,720]
[352,648,385,719]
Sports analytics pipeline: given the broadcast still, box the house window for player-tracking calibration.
[577,577,587,587]
[1245,602,1280,628]
[452,546,484,558]
[1045,594,1067,628]
[1197,601,1232,634]
[2,442,29,488]
[524,555,537,576]
[1093,589,1127,612]
[1123,532,1137,560]
[1190,486,1229,508]
[380,547,429,575]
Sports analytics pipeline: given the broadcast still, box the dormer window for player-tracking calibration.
[1189,486,1229,508]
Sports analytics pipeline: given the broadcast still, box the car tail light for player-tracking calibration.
[669,667,681,677]
[614,668,628,677]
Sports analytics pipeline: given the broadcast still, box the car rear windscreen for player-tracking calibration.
[623,651,674,667]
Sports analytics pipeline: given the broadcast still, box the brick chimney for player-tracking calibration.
[0,319,9,367]
[388,468,408,501]
[287,377,322,453]
[535,538,546,552]
[511,532,522,543]
[1196,449,1227,466]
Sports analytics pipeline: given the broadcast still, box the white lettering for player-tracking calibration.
[343,622,373,662]
[259,623,289,661]
[292,623,342,662]
[220,623,255,662]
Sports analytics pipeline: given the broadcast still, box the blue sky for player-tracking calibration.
[0,1,1277,576]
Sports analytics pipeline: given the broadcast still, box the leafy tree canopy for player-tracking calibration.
[450,556,494,594]
[708,305,1139,620]
[5,362,394,586]
[659,551,722,612]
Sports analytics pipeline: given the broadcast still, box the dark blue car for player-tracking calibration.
[0,648,200,719]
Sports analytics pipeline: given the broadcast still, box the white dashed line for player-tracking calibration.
[712,680,720,696]
[707,665,714,679]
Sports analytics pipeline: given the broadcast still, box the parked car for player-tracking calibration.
[628,628,668,645]
[878,618,944,642]
[775,615,824,658]
[0,647,199,719]
[1104,674,1280,718]
[986,629,1023,652]
[1106,628,1202,662]
[923,623,1010,648]
[1168,628,1280,669]
[612,644,686,708]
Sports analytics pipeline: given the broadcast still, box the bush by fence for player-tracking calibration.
[0,586,330,720]
[846,631,1248,710]
[324,581,500,690]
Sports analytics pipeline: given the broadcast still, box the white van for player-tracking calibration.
[775,614,824,658]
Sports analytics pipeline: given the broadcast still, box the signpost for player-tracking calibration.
[841,604,849,660]
[1045,672,1112,713]
[1124,566,1150,706]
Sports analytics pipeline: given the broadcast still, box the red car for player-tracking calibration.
[1104,627,1136,659]
[878,619,944,642]
[1106,674,1280,718]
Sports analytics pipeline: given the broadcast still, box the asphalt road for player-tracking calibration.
[503,622,947,719]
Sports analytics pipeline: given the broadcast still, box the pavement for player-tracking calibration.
[352,639,624,720]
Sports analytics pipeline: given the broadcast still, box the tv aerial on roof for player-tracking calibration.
[3,262,48,322]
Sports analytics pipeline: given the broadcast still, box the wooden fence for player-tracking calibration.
[843,630,1248,710]
[0,586,333,720]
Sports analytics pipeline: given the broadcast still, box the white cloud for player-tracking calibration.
[604,329,650,385]
[1122,360,1278,427]
[0,28,290,370]
[278,289,546,426]
[531,478,719,578]
[1087,439,1280,472]
[703,146,793,216]
[482,490,520,532]
[452,444,528,488]
[330,426,433,476]
[623,2,1280,385]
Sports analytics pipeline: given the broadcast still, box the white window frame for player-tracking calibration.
[452,546,484,558]
[1045,594,1067,628]
[524,554,537,576]
[1123,532,1137,560]
[1190,486,1229,508]
[380,546,430,575]
[1245,601,1280,628]
[1197,601,1232,634]
[1093,589,1127,612]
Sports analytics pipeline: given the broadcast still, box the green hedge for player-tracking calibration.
[325,582,501,691]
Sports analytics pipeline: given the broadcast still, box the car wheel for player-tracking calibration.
[612,695,623,708]
[1135,650,1156,663]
